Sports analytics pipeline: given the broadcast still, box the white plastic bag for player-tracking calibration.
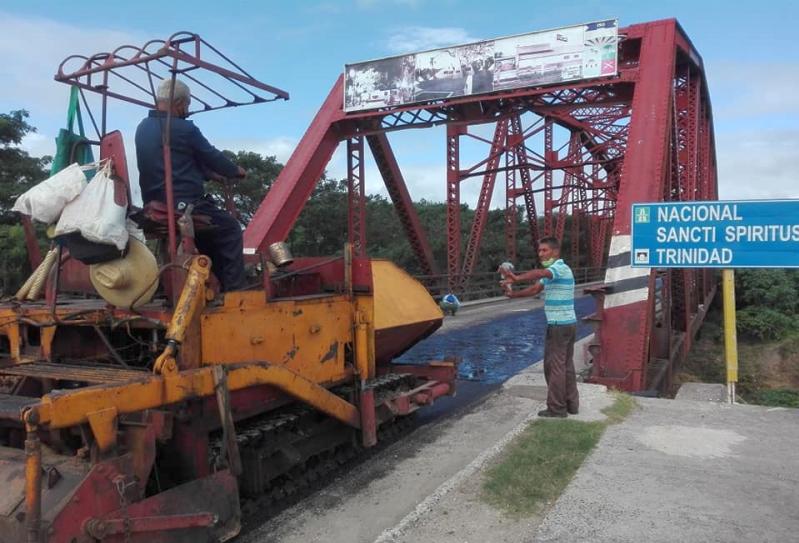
[126,219,145,243]
[12,162,88,224]
[55,161,129,250]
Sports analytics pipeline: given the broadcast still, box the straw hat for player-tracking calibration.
[89,238,159,309]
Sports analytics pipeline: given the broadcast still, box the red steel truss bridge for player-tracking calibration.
[243,18,718,393]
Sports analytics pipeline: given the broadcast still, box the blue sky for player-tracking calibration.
[2,0,798,205]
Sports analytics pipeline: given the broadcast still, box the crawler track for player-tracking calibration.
[207,374,419,530]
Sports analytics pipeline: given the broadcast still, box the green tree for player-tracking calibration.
[734,269,799,340]
[287,177,350,256]
[736,269,798,315]
[0,110,50,294]
[204,150,282,224]
[0,110,50,223]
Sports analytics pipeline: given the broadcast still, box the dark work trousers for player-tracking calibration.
[543,324,579,415]
[191,198,246,292]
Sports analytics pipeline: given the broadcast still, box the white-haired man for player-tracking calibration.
[135,79,247,291]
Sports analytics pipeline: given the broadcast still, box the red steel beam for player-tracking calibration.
[347,137,366,256]
[543,118,554,236]
[244,76,345,253]
[590,20,679,391]
[504,135,519,263]
[460,119,509,287]
[509,114,540,256]
[555,132,583,242]
[446,125,464,292]
[367,134,438,275]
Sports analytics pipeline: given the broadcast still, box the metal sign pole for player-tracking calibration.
[722,269,738,403]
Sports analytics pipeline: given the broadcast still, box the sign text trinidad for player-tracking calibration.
[631,200,799,268]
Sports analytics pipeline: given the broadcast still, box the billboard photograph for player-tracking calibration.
[344,54,415,111]
[413,40,495,102]
[344,19,618,112]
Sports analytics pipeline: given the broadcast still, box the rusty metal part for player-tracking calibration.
[359,387,377,447]
[0,362,147,385]
[354,309,371,378]
[212,366,242,476]
[154,255,210,375]
[83,512,217,539]
[0,394,39,422]
[93,325,131,368]
[153,342,178,375]
[23,414,41,543]
[87,407,119,452]
[21,216,42,273]
[177,203,197,256]
[267,242,293,268]
[31,361,362,431]
[55,32,288,114]
[165,256,209,345]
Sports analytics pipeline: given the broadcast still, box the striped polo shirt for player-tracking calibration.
[539,259,577,325]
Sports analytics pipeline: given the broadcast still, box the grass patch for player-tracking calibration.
[481,394,636,517]
[745,388,799,408]
[602,391,637,424]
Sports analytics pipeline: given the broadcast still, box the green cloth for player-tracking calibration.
[50,86,94,175]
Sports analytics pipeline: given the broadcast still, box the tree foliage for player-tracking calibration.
[204,150,282,224]
[735,269,799,340]
[0,110,50,294]
[0,110,50,224]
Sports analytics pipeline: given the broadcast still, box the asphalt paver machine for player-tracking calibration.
[0,32,454,543]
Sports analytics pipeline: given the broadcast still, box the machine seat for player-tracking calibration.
[130,201,214,239]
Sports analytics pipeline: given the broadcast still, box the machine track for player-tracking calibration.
[207,374,419,528]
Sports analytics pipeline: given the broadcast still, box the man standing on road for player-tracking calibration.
[502,237,579,418]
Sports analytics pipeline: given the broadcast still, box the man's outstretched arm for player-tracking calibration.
[190,125,244,179]
[506,268,553,282]
[506,281,544,298]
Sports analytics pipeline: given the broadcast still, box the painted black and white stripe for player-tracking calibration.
[603,234,651,309]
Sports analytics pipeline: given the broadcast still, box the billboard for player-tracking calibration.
[344,20,618,112]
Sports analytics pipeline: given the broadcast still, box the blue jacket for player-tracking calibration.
[135,110,239,204]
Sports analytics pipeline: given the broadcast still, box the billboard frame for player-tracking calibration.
[343,19,619,113]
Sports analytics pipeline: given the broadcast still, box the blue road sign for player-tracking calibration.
[631,200,799,268]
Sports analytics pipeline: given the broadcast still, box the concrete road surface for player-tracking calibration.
[534,397,799,543]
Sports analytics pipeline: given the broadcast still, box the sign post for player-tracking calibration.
[631,200,799,403]
[721,269,738,403]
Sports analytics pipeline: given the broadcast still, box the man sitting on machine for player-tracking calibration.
[135,78,247,292]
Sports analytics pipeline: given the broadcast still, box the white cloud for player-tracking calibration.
[0,12,144,121]
[19,132,52,159]
[716,129,799,200]
[708,61,799,118]
[385,26,477,54]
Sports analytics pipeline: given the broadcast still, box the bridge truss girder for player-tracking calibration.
[242,19,718,393]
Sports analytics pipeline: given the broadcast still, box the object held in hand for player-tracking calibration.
[498,261,515,279]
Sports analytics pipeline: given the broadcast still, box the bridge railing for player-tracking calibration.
[414,267,606,302]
